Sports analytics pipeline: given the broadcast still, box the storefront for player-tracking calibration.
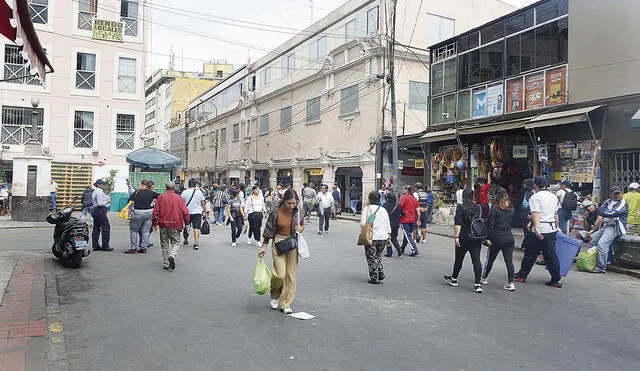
[254,170,269,188]
[276,169,293,187]
[304,168,324,186]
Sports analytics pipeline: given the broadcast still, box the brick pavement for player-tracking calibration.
[0,256,46,371]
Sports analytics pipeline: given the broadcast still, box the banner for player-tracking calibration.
[545,66,567,106]
[486,83,504,116]
[472,89,487,118]
[506,77,524,113]
[92,19,123,42]
[525,73,545,110]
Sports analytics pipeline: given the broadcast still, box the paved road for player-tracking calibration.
[3,217,640,370]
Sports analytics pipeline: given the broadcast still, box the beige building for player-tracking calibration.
[184,0,515,207]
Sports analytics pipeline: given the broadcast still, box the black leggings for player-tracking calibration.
[483,235,515,282]
[452,240,483,284]
[247,212,263,242]
[230,217,243,243]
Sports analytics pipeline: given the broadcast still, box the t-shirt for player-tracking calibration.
[479,183,491,203]
[181,188,205,215]
[244,195,264,214]
[529,190,559,233]
[50,182,58,194]
[399,193,419,224]
[130,189,160,210]
[623,191,640,225]
[302,187,317,202]
[229,198,243,218]
[316,192,334,210]
[456,189,464,204]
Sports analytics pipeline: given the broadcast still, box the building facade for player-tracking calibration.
[184,0,515,208]
[0,0,147,208]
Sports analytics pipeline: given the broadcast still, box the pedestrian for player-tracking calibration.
[331,184,341,219]
[383,192,404,257]
[315,184,334,235]
[399,185,421,257]
[623,182,640,236]
[456,183,465,205]
[481,187,517,291]
[152,182,190,270]
[348,183,361,214]
[478,172,492,221]
[202,185,211,219]
[245,185,265,247]
[514,176,563,288]
[0,183,8,216]
[264,187,275,214]
[412,183,430,244]
[238,183,246,202]
[80,185,94,225]
[49,178,58,211]
[361,191,391,284]
[211,184,226,226]
[181,178,206,250]
[301,182,317,223]
[258,189,304,314]
[585,186,628,273]
[125,180,159,254]
[227,189,245,247]
[443,188,484,293]
[91,179,113,251]
[557,180,577,234]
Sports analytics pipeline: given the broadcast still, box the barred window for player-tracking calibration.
[73,111,94,148]
[116,114,135,149]
[120,0,139,36]
[118,57,136,94]
[78,0,98,30]
[4,45,41,85]
[76,52,96,90]
[1,106,44,145]
[29,0,49,24]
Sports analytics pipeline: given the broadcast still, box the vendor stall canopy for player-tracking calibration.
[126,147,182,170]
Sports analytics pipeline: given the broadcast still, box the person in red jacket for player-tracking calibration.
[399,185,421,257]
[153,182,190,270]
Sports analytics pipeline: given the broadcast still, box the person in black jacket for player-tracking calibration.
[383,192,405,257]
[80,186,94,224]
[481,187,516,291]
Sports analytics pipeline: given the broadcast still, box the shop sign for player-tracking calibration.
[545,66,567,106]
[525,72,545,110]
[414,159,425,169]
[506,77,524,113]
[512,145,528,159]
[486,83,504,116]
[472,88,487,118]
[92,19,124,42]
[398,160,404,169]
[307,169,324,176]
[401,167,424,176]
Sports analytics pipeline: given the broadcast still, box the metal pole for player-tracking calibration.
[389,0,398,193]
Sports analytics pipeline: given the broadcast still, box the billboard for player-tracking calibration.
[472,89,487,118]
[545,65,567,106]
[506,77,524,114]
[487,83,504,116]
[524,72,545,110]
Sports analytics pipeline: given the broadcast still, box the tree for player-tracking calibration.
[104,169,118,195]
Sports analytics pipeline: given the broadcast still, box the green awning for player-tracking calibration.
[419,128,458,143]
[525,105,603,129]
[457,119,528,135]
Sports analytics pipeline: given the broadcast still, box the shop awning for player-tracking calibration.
[419,128,457,143]
[457,119,528,136]
[126,147,182,170]
[525,105,603,129]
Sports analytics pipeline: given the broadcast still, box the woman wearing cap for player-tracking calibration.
[91,179,113,251]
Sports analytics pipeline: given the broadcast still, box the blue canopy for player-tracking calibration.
[126,147,182,170]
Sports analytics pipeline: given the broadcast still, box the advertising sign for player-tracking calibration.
[506,77,524,113]
[525,73,545,110]
[472,89,487,118]
[414,159,425,169]
[92,19,123,42]
[545,66,567,106]
[486,83,504,116]
[512,145,528,158]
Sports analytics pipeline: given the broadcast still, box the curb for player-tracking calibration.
[607,265,640,279]
[43,257,70,371]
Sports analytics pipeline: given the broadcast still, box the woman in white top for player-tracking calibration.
[360,191,392,284]
[244,186,265,246]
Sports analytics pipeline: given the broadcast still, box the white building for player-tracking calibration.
[0,0,147,208]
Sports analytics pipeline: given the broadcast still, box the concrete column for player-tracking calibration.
[361,162,376,202]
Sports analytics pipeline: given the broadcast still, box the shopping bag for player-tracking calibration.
[119,201,134,220]
[253,258,272,295]
[297,232,310,260]
[200,218,210,235]
[576,247,598,272]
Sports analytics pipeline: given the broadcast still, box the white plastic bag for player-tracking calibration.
[297,232,310,260]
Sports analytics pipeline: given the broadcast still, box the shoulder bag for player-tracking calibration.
[274,210,300,255]
[357,206,380,246]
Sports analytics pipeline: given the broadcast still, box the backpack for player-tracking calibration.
[561,190,578,211]
[417,191,429,208]
[467,204,488,241]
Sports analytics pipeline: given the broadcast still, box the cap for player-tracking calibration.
[610,186,623,194]
[94,179,106,186]
[629,182,640,190]
[580,200,594,207]
[561,180,571,187]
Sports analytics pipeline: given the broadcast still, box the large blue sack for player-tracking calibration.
[547,233,583,277]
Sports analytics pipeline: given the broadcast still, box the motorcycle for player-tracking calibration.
[47,206,90,268]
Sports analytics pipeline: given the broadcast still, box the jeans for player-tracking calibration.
[50,192,57,210]
[247,212,263,242]
[400,223,418,253]
[483,234,515,282]
[516,231,561,282]
[387,224,401,255]
[130,209,153,250]
[350,199,358,214]
[452,240,483,284]
[215,206,225,224]
[230,216,243,243]
[91,206,110,249]
[318,207,331,232]
[590,226,617,271]
[558,208,572,234]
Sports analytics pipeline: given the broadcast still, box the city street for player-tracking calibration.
[2,217,639,370]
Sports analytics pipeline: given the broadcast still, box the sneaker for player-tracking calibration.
[409,251,419,257]
[163,266,170,270]
[281,307,293,314]
[589,268,606,274]
[443,275,458,287]
[269,299,279,310]
[368,279,379,284]
[102,247,114,252]
[231,242,237,247]
[193,244,199,250]
[124,249,137,254]
[514,273,526,283]
[247,238,254,245]
[545,281,563,288]
[480,277,489,285]
[318,231,323,235]
[504,283,516,291]
[136,249,148,254]
[183,240,189,246]
[472,284,483,293]
[168,256,175,270]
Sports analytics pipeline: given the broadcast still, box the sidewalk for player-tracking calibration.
[0,212,130,230]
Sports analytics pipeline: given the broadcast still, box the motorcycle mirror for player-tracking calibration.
[62,207,73,213]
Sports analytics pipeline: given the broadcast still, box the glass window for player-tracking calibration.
[76,52,96,90]
[506,8,534,34]
[280,106,292,129]
[260,67,271,87]
[367,7,379,35]
[281,54,295,75]
[317,36,327,60]
[480,21,504,45]
[468,49,480,86]
[4,45,41,85]
[219,128,226,144]
[78,0,98,30]
[117,57,136,94]
[430,97,442,126]
[457,91,471,121]
[73,111,94,148]
[427,14,455,45]
[431,62,443,96]
[457,53,469,89]
[469,31,480,49]
[0,105,44,145]
[232,123,240,141]
[409,82,429,111]
[505,30,535,77]
[28,0,48,24]
[115,114,135,149]
[535,18,568,69]
[340,85,359,115]
[345,19,357,41]
[442,94,456,124]
[457,35,469,53]
[536,0,568,24]
[259,114,269,134]
[120,0,139,36]
[479,42,503,83]
[443,59,457,93]
[306,97,321,122]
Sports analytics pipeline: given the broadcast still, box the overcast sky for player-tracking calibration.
[148,0,530,74]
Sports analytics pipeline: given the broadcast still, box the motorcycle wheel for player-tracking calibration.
[51,245,64,260]
[65,251,83,268]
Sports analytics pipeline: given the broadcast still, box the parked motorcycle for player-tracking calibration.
[47,207,90,268]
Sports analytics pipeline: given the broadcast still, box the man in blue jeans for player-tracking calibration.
[211,184,229,225]
[586,186,628,273]
[399,185,421,257]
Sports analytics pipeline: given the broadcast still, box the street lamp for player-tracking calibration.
[29,97,40,145]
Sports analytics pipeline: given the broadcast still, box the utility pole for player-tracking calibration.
[388,0,399,193]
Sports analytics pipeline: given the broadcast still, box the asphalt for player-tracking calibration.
[2,214,638,371]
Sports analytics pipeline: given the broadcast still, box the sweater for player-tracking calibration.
[152,191,190,231]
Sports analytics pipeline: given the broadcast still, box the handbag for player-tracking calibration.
[357,206,381,246]
[297,232,310,260]
[275,235,298,255]
[119,201,134,220]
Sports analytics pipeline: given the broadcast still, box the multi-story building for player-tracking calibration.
[0,0,147,208]
[184,0,515,207]
[420,0,640,209]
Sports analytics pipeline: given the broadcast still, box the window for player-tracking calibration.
[345,19,356,42]
[480,21,504,45]
[457,90,471,120]
[457,53,469,89]
[281,53,295,75]
[431,62,443,96]
[427,14,455,45]
[536,0,568,24]
[164,84,172,99]
[145,111,155,122]
[29,0,48,24]
[534,18,568,69]
[145,97,156,109]
[219,128,227,144]
[409,82,429,111]
[76,52,96,90]
[120,0,139,36]
[367,7,379,35]
[306,97,321,122]
[1,106,44,145]
[260,67,271,86]
[340,85,359,115]
[115,114,135,149]
[259,114,269,135]
[73,111,94,148]
[216,70,223,78]
[78,0,98,30]
[232,123,240,141]
[165,105,171,124]
[118,57,136,94]
[310,36,326,61]
[505,8,534,35]
[144,125,153,134]
[443,58,457,92]
[280,106,292,130]
[479,41,503,83]
[4,45,40,85]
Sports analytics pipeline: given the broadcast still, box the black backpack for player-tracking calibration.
[467,204,488,241]
[561,190,578,211]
